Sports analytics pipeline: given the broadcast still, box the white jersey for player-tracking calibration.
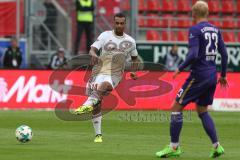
[91,30,138,78]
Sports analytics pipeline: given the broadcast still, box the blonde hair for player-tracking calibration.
[192,0,209,18]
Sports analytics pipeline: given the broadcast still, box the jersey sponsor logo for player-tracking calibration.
[103,40,133,54]
[104,41,118,52]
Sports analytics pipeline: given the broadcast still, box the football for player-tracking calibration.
[15,125,33,143]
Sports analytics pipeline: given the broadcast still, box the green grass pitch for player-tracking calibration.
[0,110,239,160]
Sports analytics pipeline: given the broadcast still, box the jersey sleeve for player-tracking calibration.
[91,32,106,50]
[188,26,200,48]
[217,31,228,77]
[178,27,200,71]
[130,39,138,57]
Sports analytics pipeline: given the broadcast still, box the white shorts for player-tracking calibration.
[86,74,121,95]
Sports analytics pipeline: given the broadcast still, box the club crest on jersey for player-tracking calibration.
[189,33,194,39]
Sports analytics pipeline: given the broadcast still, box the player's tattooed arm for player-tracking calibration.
[89,47,99,65]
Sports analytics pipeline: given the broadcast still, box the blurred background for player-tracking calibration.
[0,0,239,70]
[0,0,239,111]
[0,1,239,158]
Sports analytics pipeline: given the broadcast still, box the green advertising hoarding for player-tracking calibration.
[137,42,240,71]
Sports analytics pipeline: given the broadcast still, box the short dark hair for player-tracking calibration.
[114,13,126,21]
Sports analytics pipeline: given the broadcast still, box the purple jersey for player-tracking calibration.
[179,21,228,78]
[176,21,228,107]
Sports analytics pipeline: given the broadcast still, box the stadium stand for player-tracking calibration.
[95,0,240,42]
[146,30,160,40]
[135,0,240,42]
[238,32,240,41]
[238,0,240,13]
[208,0,221,13]
[177,14,192,28]
[0,0,24,37]
[161,14,177,28]
[161,30,177,41]
[138,15,146,27]
[139,0,147,12]
[147,14,162,27]
[176,30,188,41]
[147,0,161,12]
[222,31,237,42]
[208,15,222,28]
[221,0,235,13]
[237,16,240,28]
[1,0,239,44]
[222,16,236,29]
[177,0,191,12]
[161,0,175,12]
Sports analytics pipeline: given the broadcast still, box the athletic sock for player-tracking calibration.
[199,112,218,145]
[170,112,183,147]
[213,142,220,149]
[170,142,179,150]
[92,113,102,135]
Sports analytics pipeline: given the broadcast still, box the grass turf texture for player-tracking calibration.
[0,110,239,160]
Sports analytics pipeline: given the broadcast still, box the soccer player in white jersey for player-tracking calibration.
[75,13,139,143]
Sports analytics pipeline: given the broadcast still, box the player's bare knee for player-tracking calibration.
[97,82,113,96]
[196,105,208,115]
[171,101,184,112]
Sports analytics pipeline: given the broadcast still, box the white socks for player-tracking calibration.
[213,142,220,148]
[92,113,102,135]
[170,142,179,149]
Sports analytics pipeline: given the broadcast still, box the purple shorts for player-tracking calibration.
[176,74,217,107]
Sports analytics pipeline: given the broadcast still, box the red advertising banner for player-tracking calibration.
[0,70,239,111]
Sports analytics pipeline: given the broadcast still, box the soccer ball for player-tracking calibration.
[15,125,33,143]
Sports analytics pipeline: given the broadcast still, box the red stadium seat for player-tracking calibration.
[138,0,147,12]
[138,15,146,27]
[208,15,222,28]
[147,0,161,12]
[221,0,235,13]
[161,31,177,41]
[121,0,130,11]
[177,30,188,41]
[222,16,236,29]
[146,14,162,27]
[146,30,160,40]
[162,0,175,12]
[208,1,221,13]
[192,0,198,4]
[177,0,191,12]
[238,1,240,13]
[222,32,236,42]
[237,16,240,28]
[177,14,192,28]
[161,31,169,41]
[238,32,240,42]
[162,14,177,28]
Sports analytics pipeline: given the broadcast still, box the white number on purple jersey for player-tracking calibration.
[204,32,218,61]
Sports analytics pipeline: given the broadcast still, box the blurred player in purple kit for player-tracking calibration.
[156,1,228,158]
